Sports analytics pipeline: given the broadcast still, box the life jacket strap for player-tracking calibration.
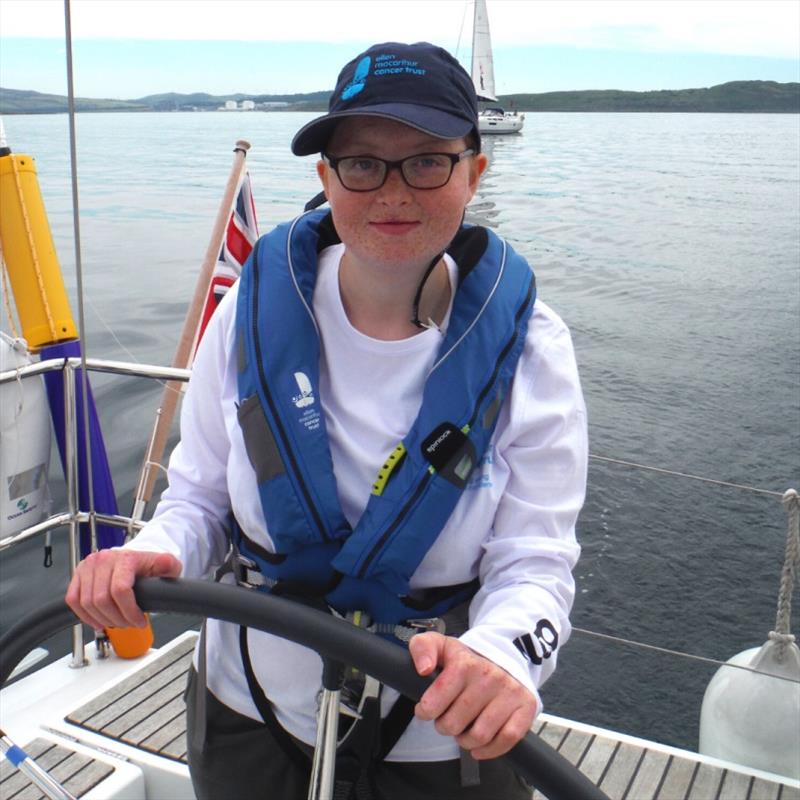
[239,623,388,799]
[230,520,480,632]
[239,625,312,774]
[228,525,341,598]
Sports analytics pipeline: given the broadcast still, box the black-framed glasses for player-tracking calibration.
[323,149,475,192]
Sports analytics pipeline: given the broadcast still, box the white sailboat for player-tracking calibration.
[471,0,525,134]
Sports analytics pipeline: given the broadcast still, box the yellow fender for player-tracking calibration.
[0,152,77,350]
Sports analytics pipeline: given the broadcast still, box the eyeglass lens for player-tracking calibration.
[335,154,459,190]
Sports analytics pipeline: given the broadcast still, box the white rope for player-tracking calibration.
[589,453,785,498]
[572,626,800,686]
[453,0,469,61]
[83,295,182,397]
[770,489,800,659]
[84,295,140,363]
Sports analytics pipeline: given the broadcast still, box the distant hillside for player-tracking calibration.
[0,87,330,114]
[133,90,330,111]
[501,81,800,113]
[0,88,148,114]
[2,81,798,115]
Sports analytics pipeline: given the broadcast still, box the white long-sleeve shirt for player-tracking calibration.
[128,243,588,762]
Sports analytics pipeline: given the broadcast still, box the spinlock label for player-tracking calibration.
[421,423,477,488]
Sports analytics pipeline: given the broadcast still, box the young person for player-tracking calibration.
[66,42,588,799]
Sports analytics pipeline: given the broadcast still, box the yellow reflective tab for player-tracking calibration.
[371,442,407,496]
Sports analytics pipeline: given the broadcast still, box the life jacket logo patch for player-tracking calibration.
[292,371,315,408]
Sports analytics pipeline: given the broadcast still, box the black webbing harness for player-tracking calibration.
[192,554,476,799]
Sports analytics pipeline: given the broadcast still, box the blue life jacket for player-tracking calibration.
[234,210,535,627]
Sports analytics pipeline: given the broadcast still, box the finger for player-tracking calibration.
[428,657,514,738]
[109,554,149,628]
[462,704,537,761]
[150,552,182,578]
[451,690,516,748]
[66,567,105,631]
[94,551,136,629]
[414,640,472,722]
[430,678,489,737]
[408,631,445,676]
[78,551,126,630]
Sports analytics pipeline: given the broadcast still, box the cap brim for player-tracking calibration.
[291,103,475,156]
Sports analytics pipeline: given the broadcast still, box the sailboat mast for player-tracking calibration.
[471,0,498,102]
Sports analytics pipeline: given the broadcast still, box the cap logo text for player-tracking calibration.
[374,53,426,77]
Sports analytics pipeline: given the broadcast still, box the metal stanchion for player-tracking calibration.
[63,362,87,669]
[308,658,345,800]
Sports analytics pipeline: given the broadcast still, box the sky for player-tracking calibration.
[0,0,798,98]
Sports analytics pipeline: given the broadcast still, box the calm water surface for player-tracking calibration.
[1,111,799,752]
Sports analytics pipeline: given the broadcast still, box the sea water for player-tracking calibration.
[1,111,798,752]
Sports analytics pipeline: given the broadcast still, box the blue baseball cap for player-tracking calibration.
[291,42,480,156]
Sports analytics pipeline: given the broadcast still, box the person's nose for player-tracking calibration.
[377,164,413,203]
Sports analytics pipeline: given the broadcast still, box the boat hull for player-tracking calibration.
[479,113,525,134]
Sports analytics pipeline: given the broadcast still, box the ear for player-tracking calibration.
[316,158,330,193]
[466,152,489,201]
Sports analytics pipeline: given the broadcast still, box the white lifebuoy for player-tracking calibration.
[0,331,51,537]
[699,636,800,779]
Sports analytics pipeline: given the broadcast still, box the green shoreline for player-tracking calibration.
[2,81,798,115]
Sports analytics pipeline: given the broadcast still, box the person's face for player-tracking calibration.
[316,117,487,276]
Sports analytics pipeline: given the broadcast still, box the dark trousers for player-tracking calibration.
[185,668,532,800]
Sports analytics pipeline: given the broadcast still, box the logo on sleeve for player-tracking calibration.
[513,619,559,665]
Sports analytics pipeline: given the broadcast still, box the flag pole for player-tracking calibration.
[131,140,251,522]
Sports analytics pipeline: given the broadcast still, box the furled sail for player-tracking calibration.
[471,0,498,102]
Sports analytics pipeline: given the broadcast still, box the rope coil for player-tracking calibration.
[772,489,800,659]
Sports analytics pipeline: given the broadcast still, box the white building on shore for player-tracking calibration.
[219,99,256,111]
[218,99,291,111]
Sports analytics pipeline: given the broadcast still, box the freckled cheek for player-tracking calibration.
[421,207,466,248]
[418,186,470,240]
[329,200,368,248]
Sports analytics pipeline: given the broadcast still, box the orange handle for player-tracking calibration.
[105,614,154,658]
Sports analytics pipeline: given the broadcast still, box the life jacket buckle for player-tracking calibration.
[388,616,447,643]
[232,552,269,590]
[405,617,446,634]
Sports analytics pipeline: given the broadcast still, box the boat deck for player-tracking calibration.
[65,634,194,764]
[529,721,799,800]
[0,739,114,800]
[5,633,799,800]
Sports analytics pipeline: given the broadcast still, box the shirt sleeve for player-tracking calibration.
[124,286,239,579]
[458,304,587,702]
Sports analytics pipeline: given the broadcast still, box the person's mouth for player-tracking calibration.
[369,220,421,235]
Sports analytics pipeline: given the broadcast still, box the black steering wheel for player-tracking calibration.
[0,578,609,800]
